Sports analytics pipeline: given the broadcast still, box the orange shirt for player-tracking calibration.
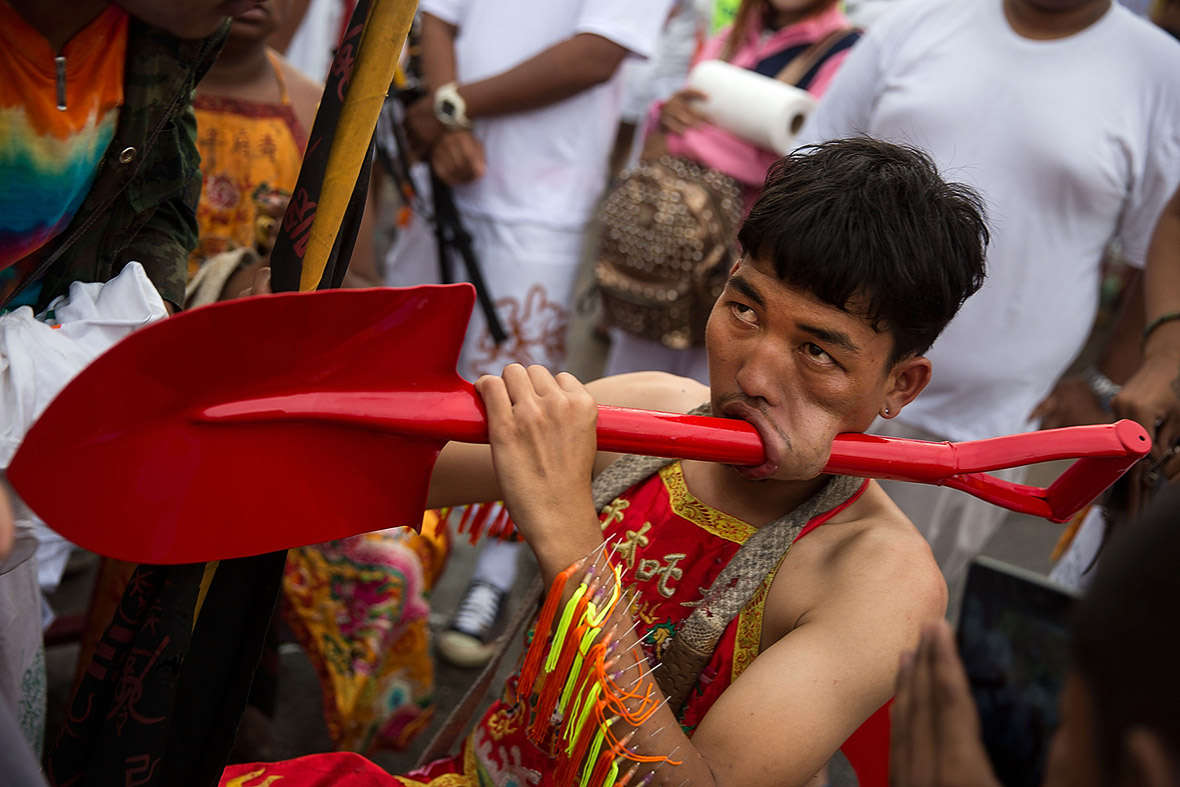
[0,2,128,305]
[190,51,307,277]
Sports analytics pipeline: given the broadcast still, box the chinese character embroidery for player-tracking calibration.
[635,553,686,598]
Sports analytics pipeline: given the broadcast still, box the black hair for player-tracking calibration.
[1070,491,1180,781]
[736,138,988,364]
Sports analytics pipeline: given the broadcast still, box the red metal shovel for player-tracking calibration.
[7,284,1149,565]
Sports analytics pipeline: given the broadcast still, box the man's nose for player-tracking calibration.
[734,341,786,408]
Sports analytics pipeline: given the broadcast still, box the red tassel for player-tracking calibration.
[457,505,475,542]
[558,704,601,787]
[588,748,615,787]
[464,503,496,543]
[489,505,513,540]
[518,562,579,707]
[530,617,587,741]
[558,643,604,750]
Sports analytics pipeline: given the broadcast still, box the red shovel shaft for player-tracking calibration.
[199,388,1149,523]
[7,286,1150,565]
[200,389,768,464]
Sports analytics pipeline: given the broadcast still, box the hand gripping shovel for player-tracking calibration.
[8,284,1148,565]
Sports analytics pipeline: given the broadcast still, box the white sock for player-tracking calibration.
[470,537,521,593]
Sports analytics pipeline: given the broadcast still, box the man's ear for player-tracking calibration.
[881,355,932,418]
[1121,727,1180,787]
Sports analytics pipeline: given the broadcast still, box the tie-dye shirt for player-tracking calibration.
[0,3,128,308]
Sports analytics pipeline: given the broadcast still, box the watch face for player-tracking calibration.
[440,99,456,118]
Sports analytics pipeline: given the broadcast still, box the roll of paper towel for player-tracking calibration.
[685,60,816,155]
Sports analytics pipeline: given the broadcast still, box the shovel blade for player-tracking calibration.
[9,284,476,564]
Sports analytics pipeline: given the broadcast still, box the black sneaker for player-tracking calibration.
[437,580,506,668]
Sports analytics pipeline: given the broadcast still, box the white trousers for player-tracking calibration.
[0,546,45,759]
[385,211,588,589]
[384,211,586,380]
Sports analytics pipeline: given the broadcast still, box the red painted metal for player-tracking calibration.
[7,284,1150,564]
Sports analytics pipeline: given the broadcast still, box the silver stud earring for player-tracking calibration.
[883,407,891,416]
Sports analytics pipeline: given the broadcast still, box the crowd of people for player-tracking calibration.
[1,0,1179,784]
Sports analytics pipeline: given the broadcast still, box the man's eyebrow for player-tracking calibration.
[798,322,861,354]
[728,274,765,307]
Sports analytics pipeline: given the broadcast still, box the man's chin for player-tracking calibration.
[731,459,781,481]
[731,457,835,484]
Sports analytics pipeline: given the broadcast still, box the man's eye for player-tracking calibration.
[730,302,757,323]
[804,343,835,364]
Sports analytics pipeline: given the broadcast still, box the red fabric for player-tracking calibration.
[841,700,892,787]
[220,752,398,786]
[398,465,868,784]
[221,467,876,786]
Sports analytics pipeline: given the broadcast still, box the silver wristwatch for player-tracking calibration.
[1084,365,1122,414]
[433,82,472,131]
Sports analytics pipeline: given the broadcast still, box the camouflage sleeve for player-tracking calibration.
[122,100,201,310]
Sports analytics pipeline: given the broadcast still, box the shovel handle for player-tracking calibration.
[200,387,1149,523]
[599,408,1149,521]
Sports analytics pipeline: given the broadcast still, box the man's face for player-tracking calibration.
[705,257,920,481]
[115,0,263,39]
[228,0,283,46]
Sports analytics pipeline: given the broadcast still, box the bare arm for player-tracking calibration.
[406,13,629,156]
[420,11,459,91]
[1112,187,1180,460]
[1035,189,1180,458]
[418,12,627,117]
[405,13,475,178]
[423,370,708,519]
[683,521,947,786]
[0,481,13,560]
[456,33,627,118]
[340,180,381,288]
[444,365,945,784]
[527,502,947,786]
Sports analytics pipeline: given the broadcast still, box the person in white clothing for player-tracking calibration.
[386,0,672,666]
[793,0,1180,580]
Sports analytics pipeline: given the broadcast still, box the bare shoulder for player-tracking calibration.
[271,48,323,135]
[585,372,710,476]
[691,482,948,784]
[828,482,946,608]
[585,371,709,414]
[769,481,947,642]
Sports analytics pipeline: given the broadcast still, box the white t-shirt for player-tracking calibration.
[421,0,672,228]
[284,0,345,83]
[796,0,1180,442]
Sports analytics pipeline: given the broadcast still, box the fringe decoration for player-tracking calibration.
[455,501,518,544]
[517,560,581,707]
[519,543,684,787]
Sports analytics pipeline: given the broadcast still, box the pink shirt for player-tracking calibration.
[655,4,853,192]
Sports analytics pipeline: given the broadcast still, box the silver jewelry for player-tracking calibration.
[433,81,472,131]
[883,407,890,416]
[1083,365,1121,414]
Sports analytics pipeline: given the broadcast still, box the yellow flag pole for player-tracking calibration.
[299,0,417,291]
